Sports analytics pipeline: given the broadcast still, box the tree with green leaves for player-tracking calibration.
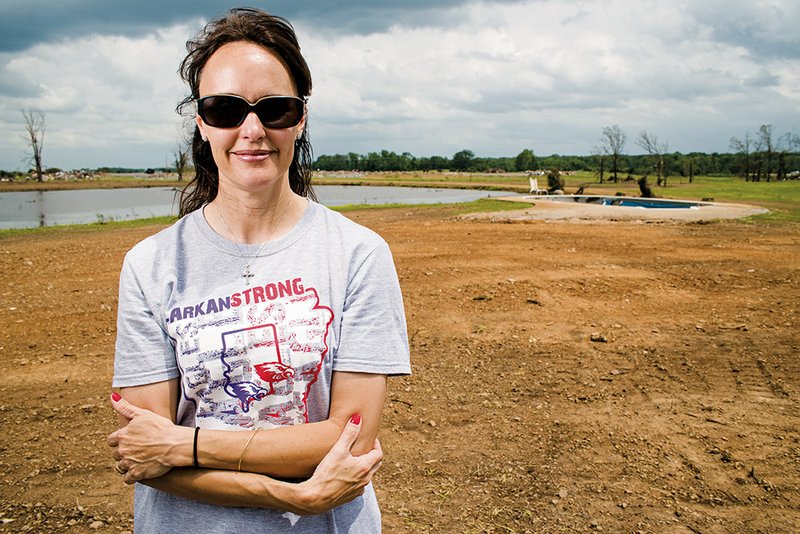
[514,148,536,172]
[451,149,475,171]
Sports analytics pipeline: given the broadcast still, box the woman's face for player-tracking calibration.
[196,41,305,195]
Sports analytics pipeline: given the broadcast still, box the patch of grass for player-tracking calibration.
[330,202,417,212]
[449,198,532,214]
[331,198,531,215]
[0,215,175,239]
[0,176,185,192]
[663,178,800,224]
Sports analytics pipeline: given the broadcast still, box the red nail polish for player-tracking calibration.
[349,414,361,425]
[112,392,122,402]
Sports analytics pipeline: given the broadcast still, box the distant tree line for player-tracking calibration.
[314,144,800,179]
[314,124,800,183]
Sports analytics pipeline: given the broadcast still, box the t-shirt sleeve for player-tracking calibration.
[333,242,411,375]
[112,256,179,387]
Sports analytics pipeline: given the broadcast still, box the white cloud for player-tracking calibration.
[300,0,799,157]
[0,0,798,169]
[0,22,200,169]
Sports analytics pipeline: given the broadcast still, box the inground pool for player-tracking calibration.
[535,195,710,209]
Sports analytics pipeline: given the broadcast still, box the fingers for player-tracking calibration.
[113,460,135,484]
[110,391,149,420]
[107,431,119,448]
[357,438,384,467]
[332,414,362,453]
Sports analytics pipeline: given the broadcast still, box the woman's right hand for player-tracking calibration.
[292,414,383,515]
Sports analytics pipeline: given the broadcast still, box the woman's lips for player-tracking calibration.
[231,149,273,162]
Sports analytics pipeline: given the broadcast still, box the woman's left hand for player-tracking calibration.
[107,394,189,484]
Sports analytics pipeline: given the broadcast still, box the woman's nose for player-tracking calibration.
[240,111,267,140]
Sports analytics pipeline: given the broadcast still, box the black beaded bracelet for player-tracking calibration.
[193,426,200,468]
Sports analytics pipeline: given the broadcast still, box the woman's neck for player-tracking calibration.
[207,184,305,245]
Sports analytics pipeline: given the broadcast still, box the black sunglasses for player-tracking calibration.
[196,94,305,129]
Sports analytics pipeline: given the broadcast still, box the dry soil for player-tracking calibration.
[1,205,798,533]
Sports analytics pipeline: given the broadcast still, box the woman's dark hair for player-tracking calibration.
[176,8,315,217]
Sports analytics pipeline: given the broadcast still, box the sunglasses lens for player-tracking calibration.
[199,96,248,128]
[255,97,304,129]
[199,96,304,129]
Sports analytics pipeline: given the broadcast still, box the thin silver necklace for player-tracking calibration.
[214,198,290,285]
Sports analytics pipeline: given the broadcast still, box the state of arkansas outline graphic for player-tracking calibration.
[167,277,334,429]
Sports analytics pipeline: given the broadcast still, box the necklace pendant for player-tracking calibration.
[242,265,255,285]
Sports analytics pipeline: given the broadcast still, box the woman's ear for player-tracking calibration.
[296,108,307,140]
[195,115,207,142]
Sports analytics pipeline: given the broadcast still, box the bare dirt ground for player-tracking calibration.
[1,206,798,533]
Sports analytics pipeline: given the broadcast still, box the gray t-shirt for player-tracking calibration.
[113,200,410,533]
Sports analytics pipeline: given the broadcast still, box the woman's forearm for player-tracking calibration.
[143,468,306,511]
[192,420,341,478]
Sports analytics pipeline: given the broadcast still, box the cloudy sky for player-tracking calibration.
[0,0,798,170]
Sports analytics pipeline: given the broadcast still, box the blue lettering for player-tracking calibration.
[169,307,182,323]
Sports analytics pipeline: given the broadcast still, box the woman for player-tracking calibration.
[107,8,410,532]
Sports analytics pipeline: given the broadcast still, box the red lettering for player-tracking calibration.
[241,288,253,305]
[265,283,278,300]
[252,286,265,304]
[292,277,304,294]
[231,293,242,307]
[278,279,292,298]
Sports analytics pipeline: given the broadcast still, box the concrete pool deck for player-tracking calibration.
[465,195,769,223]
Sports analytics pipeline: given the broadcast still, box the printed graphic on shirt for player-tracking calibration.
[167,278,333,428]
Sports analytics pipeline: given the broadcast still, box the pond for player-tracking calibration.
[0,185,516,229]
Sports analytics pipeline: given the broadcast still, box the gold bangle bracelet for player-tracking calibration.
[237,428,260,472]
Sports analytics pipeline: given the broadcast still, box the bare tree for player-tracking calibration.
[729,133,753,181]
[600,125,626,182]
[591,146,607,183]
[756,124,775,181]
[636,131,670,186]
[174,142,191,181]
[684,156,695,184]
[775,132,800,181]
[21,109,46,181]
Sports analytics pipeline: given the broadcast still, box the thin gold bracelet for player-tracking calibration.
[237,428,260,472]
